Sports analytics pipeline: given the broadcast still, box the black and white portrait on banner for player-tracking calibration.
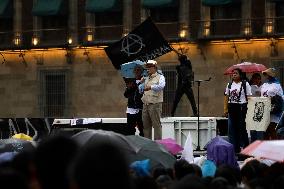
[253,102,265,122]
[246,97,271,132]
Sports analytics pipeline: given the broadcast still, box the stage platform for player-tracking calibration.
[52,117,228,150]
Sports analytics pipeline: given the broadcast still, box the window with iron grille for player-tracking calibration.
[210,4,242,36]
[275,2,284,34]
[41,15,68,43]
[272,60,284,88]
[148,4,179,39]
[150,6,179,23]
[161,65,177,117]
[39,69,69,117]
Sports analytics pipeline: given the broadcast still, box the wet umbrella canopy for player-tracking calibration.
[156,138,183,155]
[120,60,145,78]
[206,136,238,168]
[224,62,267,75]
[72,129,139,156]
[126,135,176,169]
[0,138,35,153]
[241,140,284,162]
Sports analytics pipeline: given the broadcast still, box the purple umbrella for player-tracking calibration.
[206,136,238,168]
[156,138,183,155]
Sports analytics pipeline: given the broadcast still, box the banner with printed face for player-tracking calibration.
[105,18,173,70]
[246,97,271,131]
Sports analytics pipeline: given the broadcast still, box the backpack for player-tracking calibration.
[228,80,248,103]
[271,95,284,114]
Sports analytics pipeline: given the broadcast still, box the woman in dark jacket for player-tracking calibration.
[124,65,144,136]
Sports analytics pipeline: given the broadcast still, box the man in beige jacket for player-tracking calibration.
[141,60,166,140]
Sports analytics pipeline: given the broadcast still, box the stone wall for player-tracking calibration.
[0,39,283,117]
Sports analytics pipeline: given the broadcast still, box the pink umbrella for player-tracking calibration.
[156,138,184,155]
[241,140,284,162]
[224,62,267,75]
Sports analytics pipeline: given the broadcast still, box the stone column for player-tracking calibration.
[85,12,95,42]
[140,0,150,22]
[265,0,275,34]
[69,0,78,45]
[179,0,189,39]
[13,0,22,45]
[123,0,132,36]
[241,0,251,36]
[33,0,41,45]
[200,2,210,37]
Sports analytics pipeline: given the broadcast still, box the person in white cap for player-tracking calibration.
[140,59,165,140]
[261,68,284,139]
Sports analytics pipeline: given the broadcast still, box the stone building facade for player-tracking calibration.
[0,0,283,118]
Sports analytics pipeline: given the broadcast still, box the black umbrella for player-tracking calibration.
[126,135,176,169]
[72,129,139,155]
[0,138,35,153]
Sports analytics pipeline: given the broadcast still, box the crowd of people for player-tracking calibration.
[1,135,284,189]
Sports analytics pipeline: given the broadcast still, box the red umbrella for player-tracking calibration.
[224,62,267,75]
[241,140,284,162]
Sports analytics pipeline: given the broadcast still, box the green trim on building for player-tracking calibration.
[202,0,241,6]
[32,0,66,16]
[142,0,177,8]
[0,0,12,18]
[85,0,121,13]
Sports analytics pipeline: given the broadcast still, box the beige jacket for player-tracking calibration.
[141,73,164,104]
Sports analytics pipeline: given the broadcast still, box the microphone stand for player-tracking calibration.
[194,77,211,151]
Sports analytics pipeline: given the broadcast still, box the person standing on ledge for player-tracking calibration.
[123,65,144,136]
[171,55,197,117]
[224,68,252,153]
[140,60,165,140]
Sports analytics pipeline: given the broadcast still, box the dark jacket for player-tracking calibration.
[176,64,194,86]
[124,82,143,109]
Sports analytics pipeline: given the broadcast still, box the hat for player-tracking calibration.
[262,68,276,77]
[145,60,157,67]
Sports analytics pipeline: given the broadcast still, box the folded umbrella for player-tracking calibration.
[224,62,267,75]
[120,60,145,78]
[156,138,183,155]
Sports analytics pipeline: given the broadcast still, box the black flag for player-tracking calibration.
[105,18,173,70]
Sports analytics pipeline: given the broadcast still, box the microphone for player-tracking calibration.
[195,77,212,82]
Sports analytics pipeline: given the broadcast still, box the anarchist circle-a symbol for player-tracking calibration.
[121,34,145,56]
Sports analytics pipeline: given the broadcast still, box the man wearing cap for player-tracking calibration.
[261,68,284,139]
[140,60,165,140]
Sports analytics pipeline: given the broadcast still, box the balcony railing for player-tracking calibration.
[1,17,284,50]
[196,17,284,40]
[155,22,180,40]
[82,25,123,45]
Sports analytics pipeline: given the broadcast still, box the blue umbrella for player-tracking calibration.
[120,60,145,78]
